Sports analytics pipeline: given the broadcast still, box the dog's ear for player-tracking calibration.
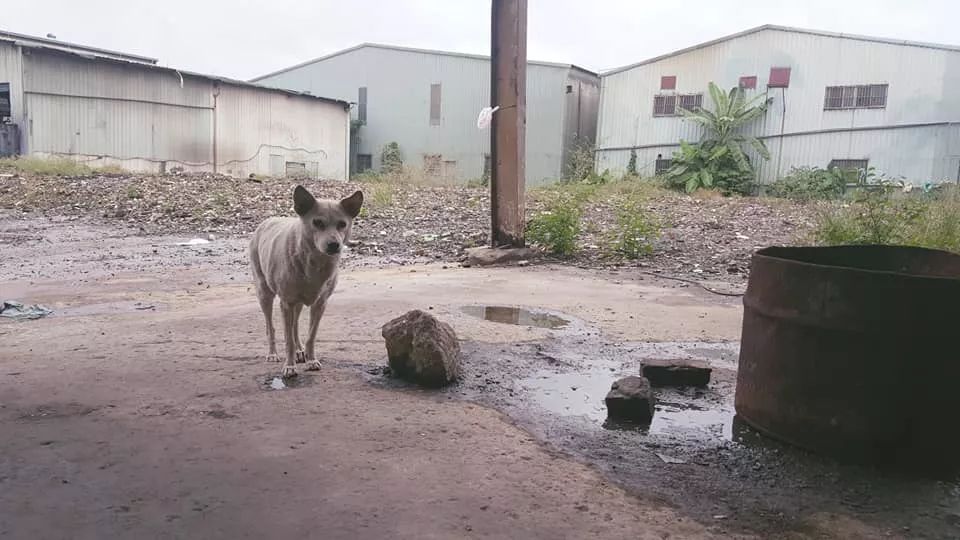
[293,185,316,216]
[340,190,364,218]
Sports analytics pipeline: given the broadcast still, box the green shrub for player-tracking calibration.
[626,149,638,176]
[769,167,846,200]
[610,196,659,258]
[0,156,94,176]
[665,141,755,195]
[812,191,934,247]
[527,192,582,256]
[380,142,403,174]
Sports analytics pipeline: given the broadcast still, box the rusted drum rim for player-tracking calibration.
[735,245,960,471]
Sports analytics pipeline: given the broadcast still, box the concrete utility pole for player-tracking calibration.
[490,0,527,247]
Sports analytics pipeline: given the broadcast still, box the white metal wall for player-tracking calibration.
[597,28,960,184]
[255,46,583,185]
[0,41,25,150]
[215,84,348,180]
[18,48,348,179]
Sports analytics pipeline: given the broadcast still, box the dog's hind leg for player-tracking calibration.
[256,285,280,363]
[303,296,328,371]
[292,303,306,364]
[279,300,298,378]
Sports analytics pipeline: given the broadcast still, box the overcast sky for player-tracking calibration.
[5,0,957,80]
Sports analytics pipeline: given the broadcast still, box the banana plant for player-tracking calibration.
[667,82,771,194]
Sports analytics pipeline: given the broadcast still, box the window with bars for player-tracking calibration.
[356,154,372,173]
[828,159,868,170]
[678,93,703,112]
[423,154,442,176]
[655,158,673,175]
[824,84,888,110]
[653,95,676,116]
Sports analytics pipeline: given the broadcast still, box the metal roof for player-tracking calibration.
[250,42,597,82]
[0,29,158,64]
[2,35,349,109]
[601,24,960,76]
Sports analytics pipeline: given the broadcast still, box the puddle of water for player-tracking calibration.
[461,305,569,329]
[520,363,734,441]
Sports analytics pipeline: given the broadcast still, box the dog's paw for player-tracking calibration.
[295,351,306,364]
[266,353,281,363]
[305,360,322,371]
[280,365,298,378]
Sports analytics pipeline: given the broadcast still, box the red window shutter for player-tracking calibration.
[739,76,757,89]
[768,67,791,88]
[660,76,676,90]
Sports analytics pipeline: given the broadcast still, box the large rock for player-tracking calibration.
[381,310,461,387]
[605,376,655,423]
[641,358,712,387]
[462,246,534,267]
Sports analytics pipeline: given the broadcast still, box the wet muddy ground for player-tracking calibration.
[367,306,960,538]
[2,211,959,538]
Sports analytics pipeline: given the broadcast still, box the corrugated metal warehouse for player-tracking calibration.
[0,30,351,180]
[596,25,960,185]
[252,44,600,185]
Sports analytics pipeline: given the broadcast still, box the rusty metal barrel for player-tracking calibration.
[735,245,960,469]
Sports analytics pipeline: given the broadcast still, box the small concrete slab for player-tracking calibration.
[641,358,712,387]
[463,246,535,267]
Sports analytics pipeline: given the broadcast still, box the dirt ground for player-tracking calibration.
[1,212,956,539]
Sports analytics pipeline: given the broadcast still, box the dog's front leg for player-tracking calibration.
[303,297,328,371]
[292,303,306,364]
[279,301,299,378]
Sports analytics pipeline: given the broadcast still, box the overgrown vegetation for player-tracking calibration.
[526,190,582,255]
[626,149,638,176]
[527,174,664,257]
[0,156,126,177]
[666,82,770,195]
[813,187,960,253]
[609,195,659,258]
[380,142,403,174]
[768,166,847,201]
[563,140,597,183]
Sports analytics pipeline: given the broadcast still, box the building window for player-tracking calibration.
[660,76,676,90]
[678,93,703,112]
[768,67,791,88]
[824,84,888,110]
[0,82,10,121]
[653,95,677,116]
[285,161,308,178]
[356,154,372,173]
[739,76,757,89]
[357,86,367,124]
[429,83,441,126]
[424,154,441,176]
[828,159,868,172]
[442,160,457,180]
[655,157,673,175]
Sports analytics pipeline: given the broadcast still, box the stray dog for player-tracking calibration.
[249,185,363,377]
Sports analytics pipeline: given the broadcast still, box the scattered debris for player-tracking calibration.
[0,301,53,321]
[382,310,461,387]
[269,377,286,390]
[176,238,211,246]
[656,452,688,465]
[604,376,655,423]
[462,246,536,267]
[0,173,814,282]
[641,358,712,387]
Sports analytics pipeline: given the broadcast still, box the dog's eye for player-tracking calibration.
[312,218,324,229]
[336,220,347,230]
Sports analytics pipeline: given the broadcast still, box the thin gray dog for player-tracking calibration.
[249,185,363,377]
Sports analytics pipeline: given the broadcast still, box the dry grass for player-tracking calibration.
[0,156,127,177]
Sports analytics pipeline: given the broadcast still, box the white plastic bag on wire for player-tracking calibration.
[476,106,500,130]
